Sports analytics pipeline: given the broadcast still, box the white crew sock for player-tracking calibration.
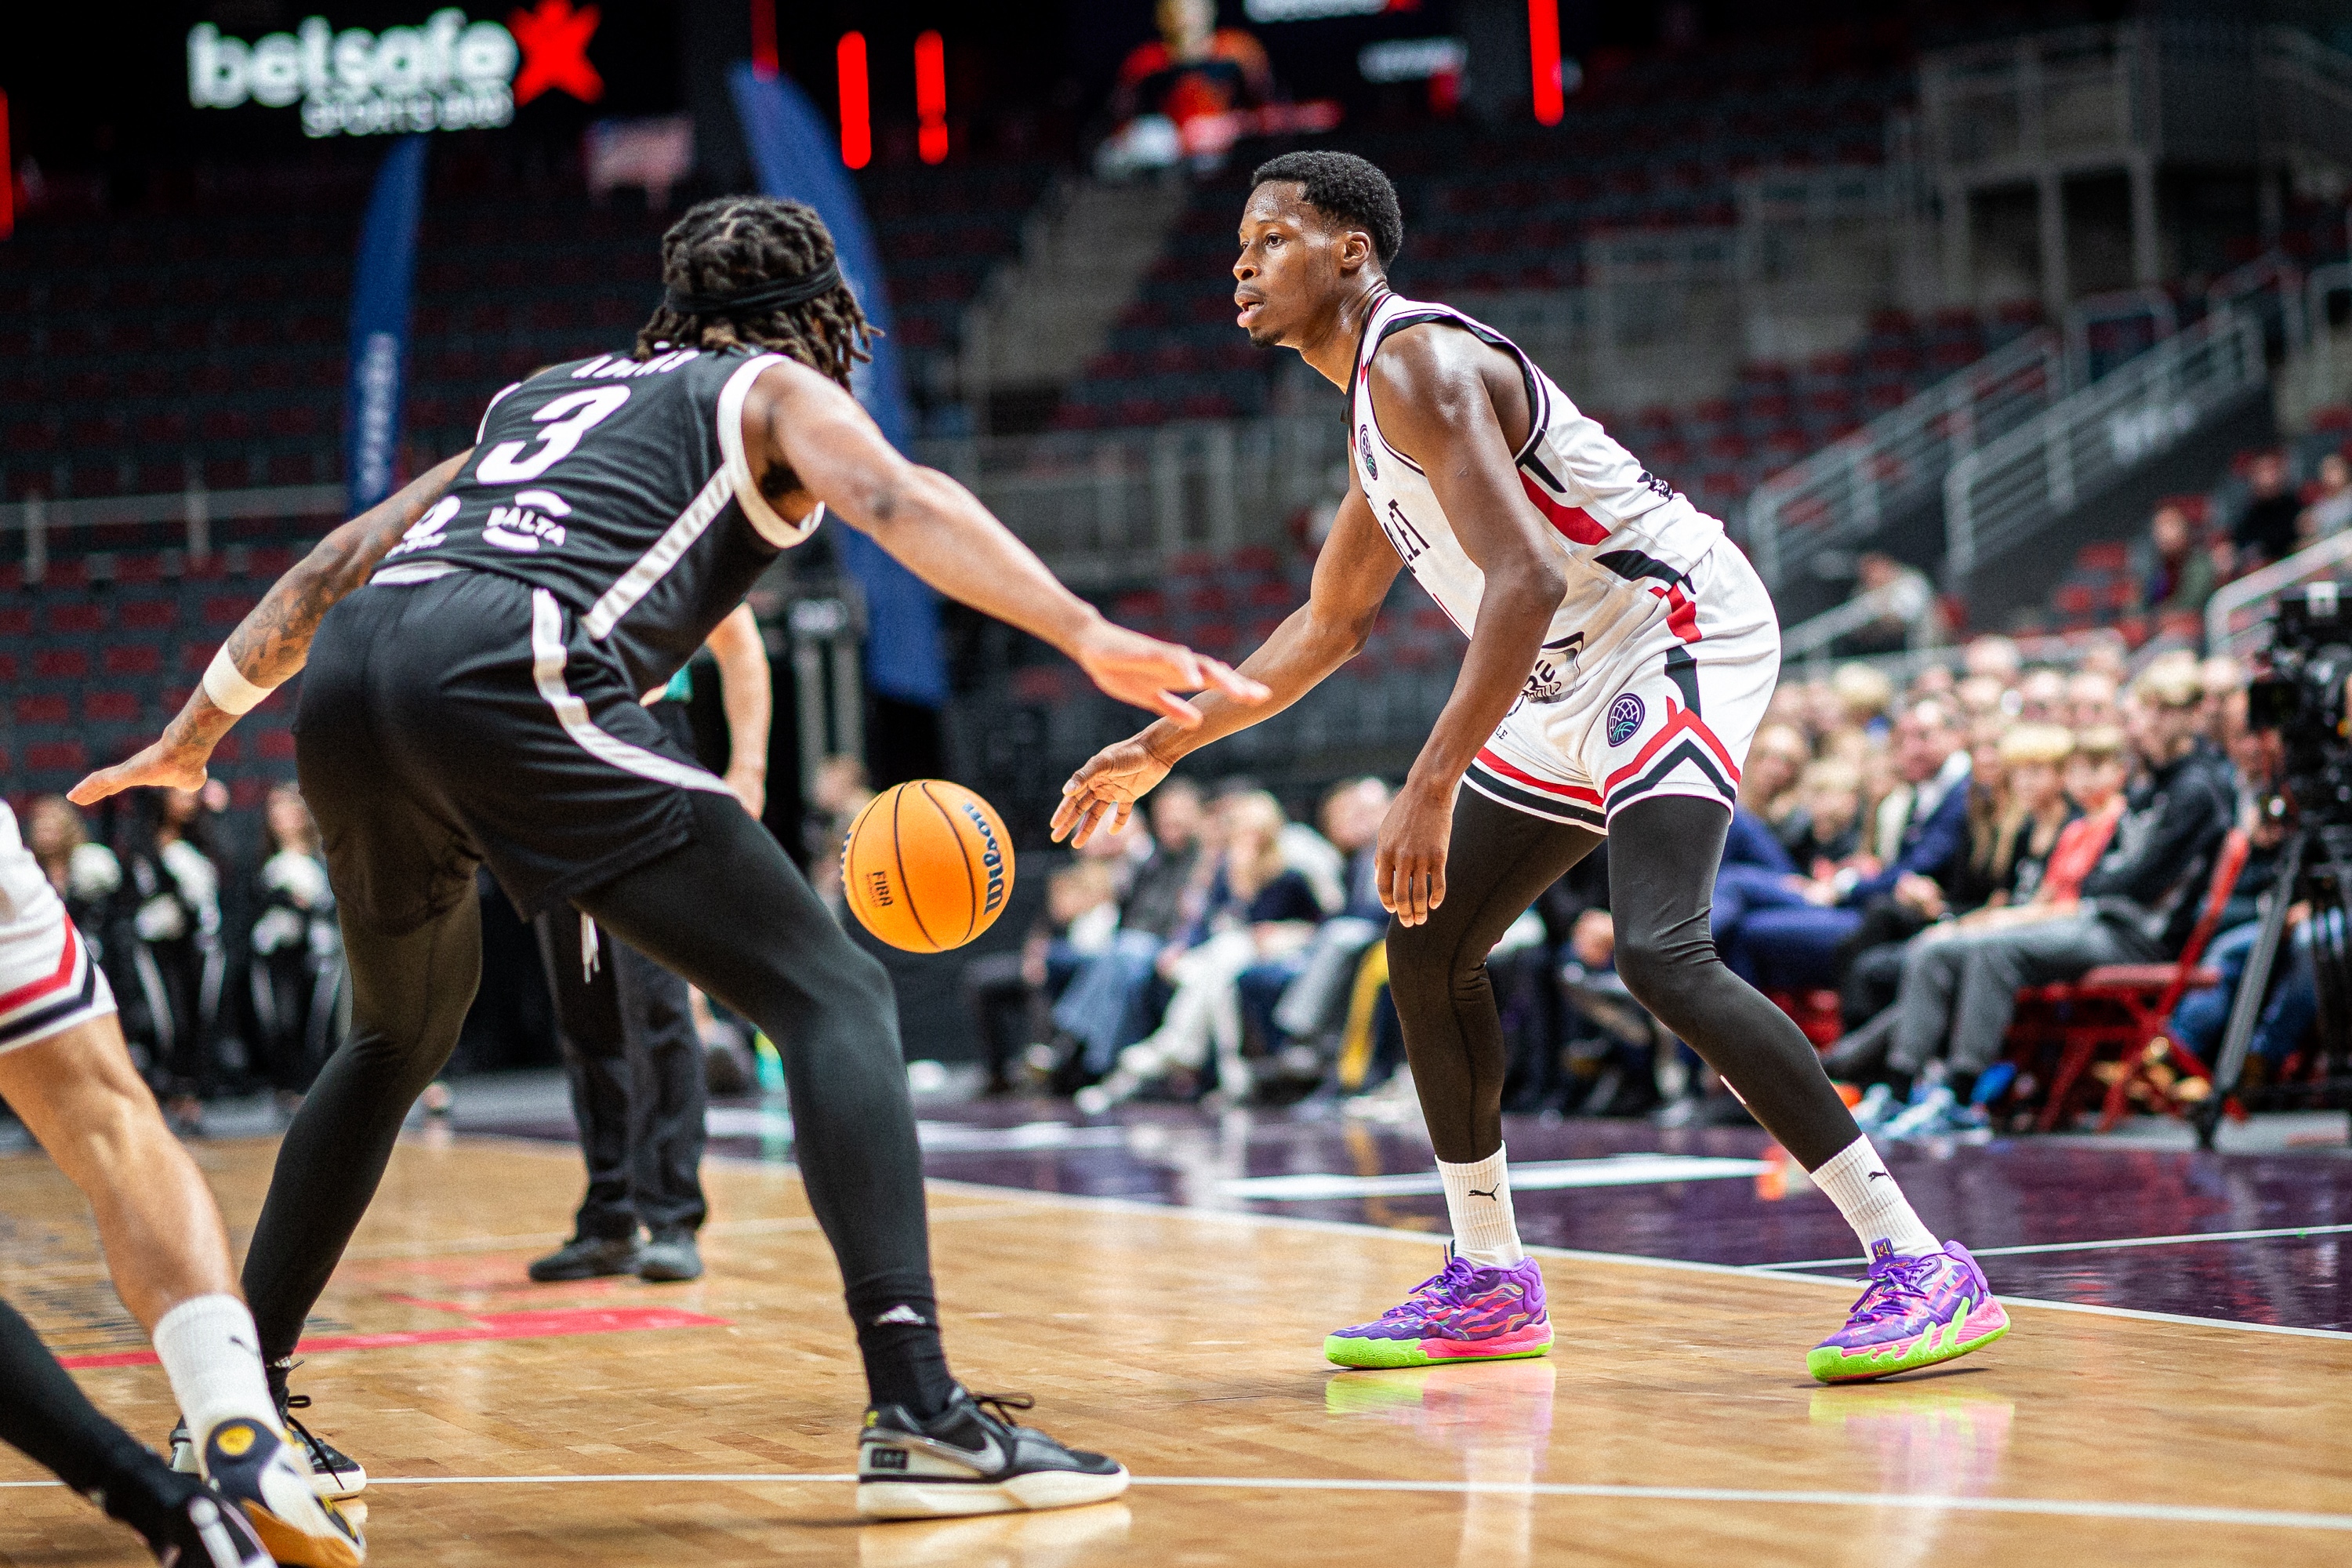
[1811,1136,1941,1261]
[152,1294,278,1450]
[1438,1147,1525,1269]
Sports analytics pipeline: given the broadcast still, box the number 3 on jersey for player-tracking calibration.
[477,387,631,483]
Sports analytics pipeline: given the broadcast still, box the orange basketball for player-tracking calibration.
[842,781,1018,953]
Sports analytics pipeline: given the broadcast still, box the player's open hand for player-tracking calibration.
[1070,620,1268,728]
[68,737,211,806]
[1051,735,1174,847]
[1377,778,1454,927]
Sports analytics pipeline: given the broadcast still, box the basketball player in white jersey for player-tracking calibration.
[0,800,361,1564]
[1054,151,2007,1383]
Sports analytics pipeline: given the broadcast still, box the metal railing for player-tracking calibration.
[1777,582,1940,665]
[0,484,347,582]
[2207,529,2352,659]
[1943,307,2267,586]
[916,414,1346,588]
[1741,328,2065,590]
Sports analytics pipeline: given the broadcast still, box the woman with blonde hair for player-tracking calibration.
[1078,789,1326,1110]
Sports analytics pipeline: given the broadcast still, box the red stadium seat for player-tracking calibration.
[2003,829,2248,1131]
[85,689,141,723]
[45,603,105,634]
[103,644,163,677]
[34,648,91,680]
[25,740,88,774]
[121,600,177,630]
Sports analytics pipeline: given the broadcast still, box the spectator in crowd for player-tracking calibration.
[244,786,341,1112]
[1098,0,1273,177]
[1864,662,2233,1134]
[1726,699,1973,990]
[1963,634,2022,686]
[2300,451,2352,543]
[2143,503,2217,618]
[1780,759,1865,871]
[1047,776,1208,1087]
[1079,790,1325,1109]
[1829,661,1896,735]
[1743,724,1810,828]
[2015,666,2067,722]
[118,789,226,1131]
[2066,669,2120,731]
[24,796,121,954]
[1841,550,1936,655]
[1251,778,1390,1077]
[2235,449,2301,568]
[964,855,1123,1094]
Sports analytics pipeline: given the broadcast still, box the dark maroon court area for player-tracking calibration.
[482,1096,2352,1336]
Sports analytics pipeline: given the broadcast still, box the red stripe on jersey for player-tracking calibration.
[1602,702,1742,793]
[0,918,79,1015]
[1475,747,1602,802]
[1519,472,1610,546]
[1651,583,1700,644]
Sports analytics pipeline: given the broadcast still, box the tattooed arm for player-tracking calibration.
[68,453,470,805]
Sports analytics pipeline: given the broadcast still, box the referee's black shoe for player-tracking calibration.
[528,1234,642,1282]
[857,1387,1128,1519]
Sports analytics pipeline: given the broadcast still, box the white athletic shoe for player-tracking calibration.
[199,1418,366,1567]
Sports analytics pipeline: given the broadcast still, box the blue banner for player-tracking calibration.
[345,135,428,514]
[728,64,946,709]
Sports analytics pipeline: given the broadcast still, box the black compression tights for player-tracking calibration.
[0,1300,194,1544]
[241,791,952,1415]
[1386,789,1862,1171]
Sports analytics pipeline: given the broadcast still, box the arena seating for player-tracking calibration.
[0,150,1051,512]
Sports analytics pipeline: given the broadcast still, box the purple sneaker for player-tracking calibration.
[1324,1255,1553,1369]
[1808,1240,2009,1384]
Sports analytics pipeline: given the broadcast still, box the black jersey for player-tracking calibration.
[378,345,817,694]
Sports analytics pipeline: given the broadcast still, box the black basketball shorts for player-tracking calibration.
[295,568,735,931]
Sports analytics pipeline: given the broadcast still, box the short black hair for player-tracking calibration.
[1249,151,1403,266]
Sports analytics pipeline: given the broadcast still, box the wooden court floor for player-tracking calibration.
[2,1133,2349,1567]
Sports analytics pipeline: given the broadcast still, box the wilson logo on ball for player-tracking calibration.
[843,781,1018,953]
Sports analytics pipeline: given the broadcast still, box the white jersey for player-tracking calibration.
[1,804,118,1054]
[1347,289,1777,829]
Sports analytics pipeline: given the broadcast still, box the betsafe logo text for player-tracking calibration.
[187,2,604,140]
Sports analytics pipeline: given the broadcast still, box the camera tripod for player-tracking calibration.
[2194,822,2352,1149]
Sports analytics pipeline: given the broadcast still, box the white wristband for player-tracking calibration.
[201,648,276,716]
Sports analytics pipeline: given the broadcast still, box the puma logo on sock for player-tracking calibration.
[1466,1187,1499,1200]
[871,1304,930,1327]
[1867,1171,1890,1182]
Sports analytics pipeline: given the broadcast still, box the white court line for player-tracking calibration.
[913,1177,2352,1341]
[1760,1221,2352,1272]
[5,1472,2349,1531]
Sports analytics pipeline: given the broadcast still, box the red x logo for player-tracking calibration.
[510,0,604,106]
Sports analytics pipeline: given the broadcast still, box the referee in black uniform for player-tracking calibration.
[76,194,1265,1521]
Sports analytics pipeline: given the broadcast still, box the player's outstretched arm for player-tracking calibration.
[68,452,471,805]
[1051,482,1400,846]
[745,359,1266,728]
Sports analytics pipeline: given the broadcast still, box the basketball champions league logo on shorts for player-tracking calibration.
[1606,694,1645,746]
[1357,424,1377,481]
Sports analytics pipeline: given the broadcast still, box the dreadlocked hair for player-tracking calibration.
[633,195,877,383]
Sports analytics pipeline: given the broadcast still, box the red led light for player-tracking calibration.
[915,31,947,165]
[838,32,871,170]
[0,92,13,240]
[1527,0,1563,126]
[749,0,777,82]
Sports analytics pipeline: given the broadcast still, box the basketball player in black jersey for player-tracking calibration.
[77,195,1265,1520]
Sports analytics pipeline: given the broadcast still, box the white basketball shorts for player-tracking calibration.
[1463,535,1780,832]
[0,804,118,1054]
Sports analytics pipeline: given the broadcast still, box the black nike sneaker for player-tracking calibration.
[857,1387,1128,1520]
[170,1372,366,1501]
[143,1487,271,1568]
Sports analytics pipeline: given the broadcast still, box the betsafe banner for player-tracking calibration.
[183,2,611,139]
